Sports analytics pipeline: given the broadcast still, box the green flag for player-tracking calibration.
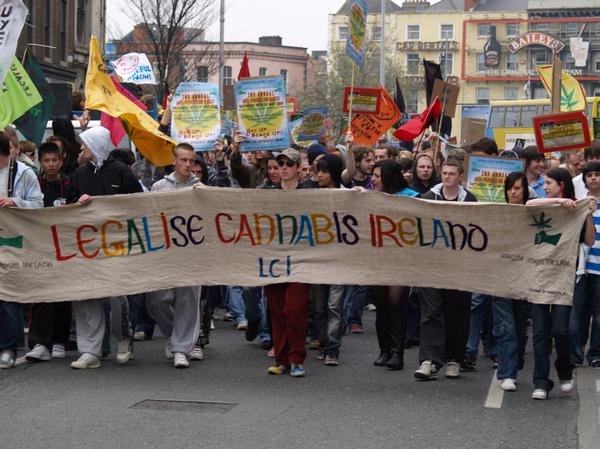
[0,57,43,129]
[14,53,55,145]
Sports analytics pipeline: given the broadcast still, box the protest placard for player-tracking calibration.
[350,88,400,147]
[287,97,297,115]
[223,85,236,110]
[299,106,328,141]
[533,111,591,153]
[345,0,367,67]
[465,155,525,203]
[343,87,382,115]
[431,79,459,118]
[0,188,588,306]
[111,53,157,85]
[235,76,289,151]
[171,82,221,151]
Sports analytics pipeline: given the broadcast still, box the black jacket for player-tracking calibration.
[71,159,143,198]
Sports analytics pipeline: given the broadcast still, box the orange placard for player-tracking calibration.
[350,87,401,147]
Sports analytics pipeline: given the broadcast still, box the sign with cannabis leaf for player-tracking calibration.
[345,0,367,67]
[299,106,328,141]
[465,155,525,203]
[235,76,290,151]
[171,82,221,151]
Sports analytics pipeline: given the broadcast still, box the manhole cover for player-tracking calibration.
[130,399,237,414]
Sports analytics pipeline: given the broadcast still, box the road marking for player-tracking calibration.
[484,372,504,409]
[15,356,26,366]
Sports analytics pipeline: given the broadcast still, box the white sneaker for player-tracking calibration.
[116,339,133,364]
[51,344,66,359]
[0,350,16,369]
[414,360,438,380]
[366,303,377,311]
[560,379,574,393]
[445,361,460,379]
[174,352,190,368]
[531,389,547,400]
[165,342,173,360]
[500,378,517,392]
[133,331,146,341]
[236,320,248,330]
[25,344,50,362]
[190,346,204,361]
[210,319,215,330]
[70,353,101,370]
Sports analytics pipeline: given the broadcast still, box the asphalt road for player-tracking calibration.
[1,311,598,449]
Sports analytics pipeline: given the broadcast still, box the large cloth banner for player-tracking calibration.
[0,189,588,305]
[171,82,221,151]
[0,57,42,129]
[0,0,27,86]
[235,76,289,151]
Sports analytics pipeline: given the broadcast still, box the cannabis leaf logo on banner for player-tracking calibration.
[530,212,562,246]
[561,84,578,111]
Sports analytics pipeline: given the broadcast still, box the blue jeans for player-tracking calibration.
[226,286,246,324]
[0,302,22,352]
[128,293,155,337]
[531,303,572,391]
[492,298,527,380]
[466,293,495,359]
[571,274,600,364]
[244,287,271,343]
[346,285,368,327]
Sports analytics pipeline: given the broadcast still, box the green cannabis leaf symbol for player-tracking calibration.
[530,212,553,230]
[560,84,578,111]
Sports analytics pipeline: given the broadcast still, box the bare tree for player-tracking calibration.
[122,0,219,96]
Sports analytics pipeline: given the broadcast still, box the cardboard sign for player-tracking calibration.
[431,79,459,118]
[461,118,487,146]
[533,111,591,153]
[350,87,401,147]
[286,97,297,115]
[343,87,382,115]
[465,155,525,203]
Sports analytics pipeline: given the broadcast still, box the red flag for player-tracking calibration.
[238,52,250,80]
[392,97,442,141]
[101,77,147,147]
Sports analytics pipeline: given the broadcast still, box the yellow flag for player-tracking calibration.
[85,36,175,166]
[537,65,587,112]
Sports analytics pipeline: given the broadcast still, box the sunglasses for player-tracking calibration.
[277,159,296,168]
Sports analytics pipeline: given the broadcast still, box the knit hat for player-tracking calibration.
[79,126,113,171]
[307,143,327,165]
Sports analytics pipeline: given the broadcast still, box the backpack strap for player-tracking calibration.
[7,158,17,197]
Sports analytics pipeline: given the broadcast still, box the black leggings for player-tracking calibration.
[371,286,408,353]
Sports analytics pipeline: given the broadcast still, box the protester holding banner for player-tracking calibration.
[257,153,281,189]
[342,146,374,189]
[573,144,600,200]
[68,126,142,370]
[25,142,76,363]
[0,131,43,369]
[264,149,310,377]
[415,158,476,380]
[526,168,596,399]
[369,160,419,371]
[570,161,600,368]
[301,144,328,189]
[409,154,437,195]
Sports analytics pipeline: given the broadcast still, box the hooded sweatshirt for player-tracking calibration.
[422,183,477,202]
[79,126,112,172]
[151,172,200,192]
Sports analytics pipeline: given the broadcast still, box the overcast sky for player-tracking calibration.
[107,1,442,51]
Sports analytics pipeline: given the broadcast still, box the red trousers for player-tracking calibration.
[265,283,310,366]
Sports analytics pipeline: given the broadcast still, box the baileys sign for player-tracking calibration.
[506,32,565,54]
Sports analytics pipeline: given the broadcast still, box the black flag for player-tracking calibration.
[422,59,451,138]
[395,77,406,113]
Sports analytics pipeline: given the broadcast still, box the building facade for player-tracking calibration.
[16,0,106,88]
[329,0,600,142]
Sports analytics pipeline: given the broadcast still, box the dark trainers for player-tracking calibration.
[324,354,339,366]
[460,356,476,371]
[245,320,260,342]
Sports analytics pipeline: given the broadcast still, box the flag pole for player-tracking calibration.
[347,62,356,134]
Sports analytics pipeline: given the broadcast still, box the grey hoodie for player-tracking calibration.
[423,183,477,202]
[150,173,200,192]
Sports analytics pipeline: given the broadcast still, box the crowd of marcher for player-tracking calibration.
[1,94,599,401]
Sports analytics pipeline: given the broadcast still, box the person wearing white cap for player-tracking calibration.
[69,126,143,369]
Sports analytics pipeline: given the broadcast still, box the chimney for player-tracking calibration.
[258,36,282,46]
[401,0,431,11]
[464,0,478,11]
